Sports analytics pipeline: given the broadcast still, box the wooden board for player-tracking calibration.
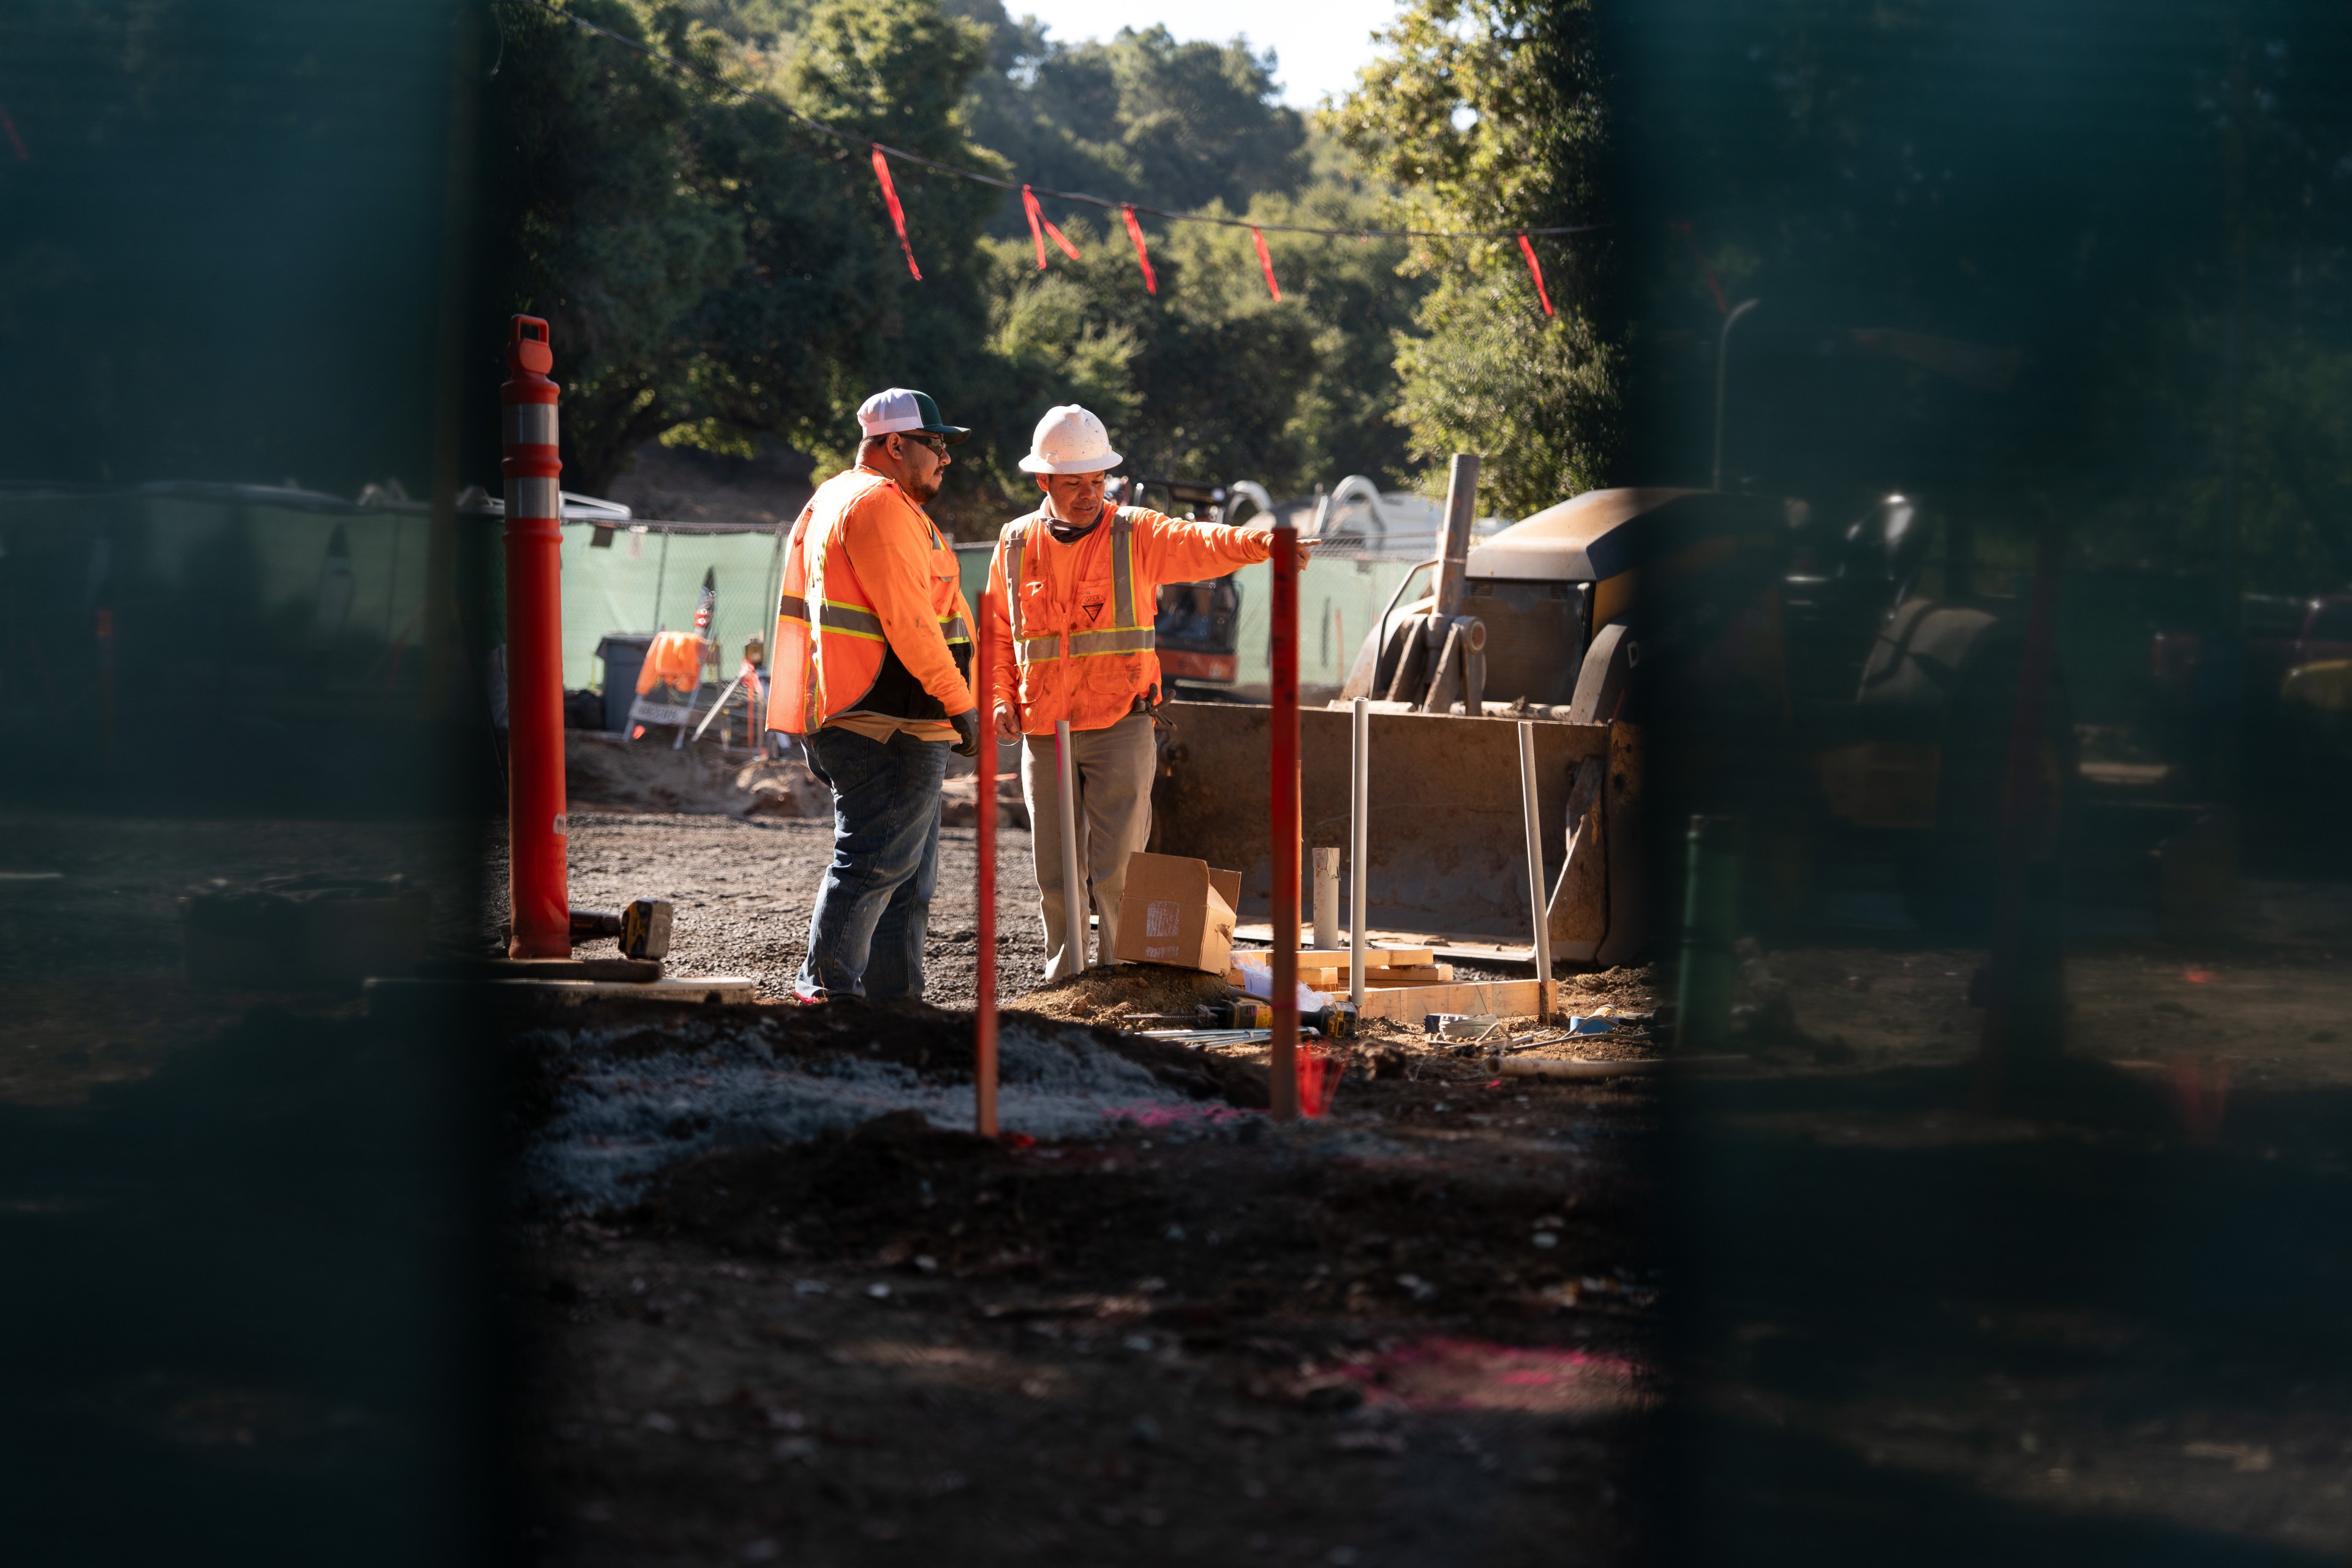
[1352,978,1555,1024]
[1228,960,1457,989]
[365,974,756,1010]
[1231,946,1436,968]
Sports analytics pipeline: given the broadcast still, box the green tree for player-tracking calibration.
[1330,0,1618,516]
[947,5,1308,233]
[484,0,742,495]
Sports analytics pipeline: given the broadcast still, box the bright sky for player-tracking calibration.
[1011,0,1405,110]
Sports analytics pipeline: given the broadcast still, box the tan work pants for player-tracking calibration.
[1022,713,1157,981]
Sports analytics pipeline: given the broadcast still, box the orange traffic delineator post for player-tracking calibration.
[502,315,570,959]
[1268,520,1301,1121]
[974,587,1000,1137]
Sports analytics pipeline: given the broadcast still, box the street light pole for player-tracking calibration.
[1712,298,1760,492]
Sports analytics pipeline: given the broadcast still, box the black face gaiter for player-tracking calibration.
[1046,502,1106,545]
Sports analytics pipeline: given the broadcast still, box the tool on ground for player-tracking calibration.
[975,588,1000,1136]
[501,314,570,958]
[567,898,674,961]
[1197,998,1273,1029]
[1054,718,1085,971]
[1517,720,1555,1014]
[1349,695,1369,1008]
[1305,1000,1359,1039]
[1268,519,1302,1120]
[673,570,719,750]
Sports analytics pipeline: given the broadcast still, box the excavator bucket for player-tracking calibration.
[1147,701,1645,963]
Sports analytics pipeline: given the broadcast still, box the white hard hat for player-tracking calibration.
[1018,404,1122,475]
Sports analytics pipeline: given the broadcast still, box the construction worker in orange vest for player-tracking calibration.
[984,404,1313,981]
[769,388,982,1002]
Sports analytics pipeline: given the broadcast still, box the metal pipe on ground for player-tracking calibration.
[975,588,1000,1137]
[1349,696,1368,1009]
[1313,848,1340,951]
[1269,521,1302,1121]
[1055,719,1086,974]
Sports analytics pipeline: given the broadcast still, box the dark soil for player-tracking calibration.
[508,1001,1662,1568]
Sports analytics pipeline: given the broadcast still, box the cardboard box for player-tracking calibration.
[1115,851,1241,974]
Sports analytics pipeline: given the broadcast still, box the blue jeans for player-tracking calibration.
[798,725,948,1000]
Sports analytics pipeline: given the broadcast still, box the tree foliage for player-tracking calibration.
[484,0,1436,532]
[1330,0,1618,516]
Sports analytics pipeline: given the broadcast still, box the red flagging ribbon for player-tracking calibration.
[1121,205,1157,296]
[1021,185,1081,270]
[871,148,922,281]
[1252,228,1281,302]
[1517,233,1554,318]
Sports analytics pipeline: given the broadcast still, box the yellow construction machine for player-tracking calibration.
[1148,470,2052,955]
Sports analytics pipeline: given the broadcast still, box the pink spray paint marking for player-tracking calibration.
[1337,1336,1653,1417]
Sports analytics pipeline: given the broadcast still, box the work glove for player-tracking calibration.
[950,707,983,758]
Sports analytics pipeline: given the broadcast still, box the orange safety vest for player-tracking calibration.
[767,470,972,734]
[997,507,1160,733]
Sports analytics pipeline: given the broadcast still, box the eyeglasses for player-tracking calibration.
[902,433,949,458]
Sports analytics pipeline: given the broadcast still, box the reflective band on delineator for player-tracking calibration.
[505,477,560,519]
[503,402,558,447]
[819,600,884,639]
[777,594,810,621]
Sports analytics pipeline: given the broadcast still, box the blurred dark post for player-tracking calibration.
[1673,815,1743,1052]
[94,608,116,768]
[1977,521,2068,1101]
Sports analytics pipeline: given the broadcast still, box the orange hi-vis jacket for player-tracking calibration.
[767,466,976,735]
[985,505,1270,734]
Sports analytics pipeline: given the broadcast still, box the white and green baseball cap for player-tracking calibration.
[856,387,970,443]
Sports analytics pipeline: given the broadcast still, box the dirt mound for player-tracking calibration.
[564,729,756,815]
[644,1108,1150,1272]
[1014,963,1233,1026]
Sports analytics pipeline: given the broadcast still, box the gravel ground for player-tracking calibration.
[486,810,1049,1005]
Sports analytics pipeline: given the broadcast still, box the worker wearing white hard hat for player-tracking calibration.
[982,404,1313,980]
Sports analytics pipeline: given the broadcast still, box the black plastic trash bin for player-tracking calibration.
[595,634,653,733]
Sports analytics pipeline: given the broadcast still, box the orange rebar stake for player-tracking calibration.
[974,587,1000,1137]
[1268,522,1300,1121]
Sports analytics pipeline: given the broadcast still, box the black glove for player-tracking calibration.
[951,708,982,758]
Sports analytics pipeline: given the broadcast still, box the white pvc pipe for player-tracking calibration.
[1313,849,1340,950]
[1517,721,1553,994]
[1350,696,1369,1007]
[1055,720,1087,974]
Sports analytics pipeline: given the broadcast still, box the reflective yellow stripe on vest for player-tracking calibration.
[818,600,884,640]
[1008,510,1155,665]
